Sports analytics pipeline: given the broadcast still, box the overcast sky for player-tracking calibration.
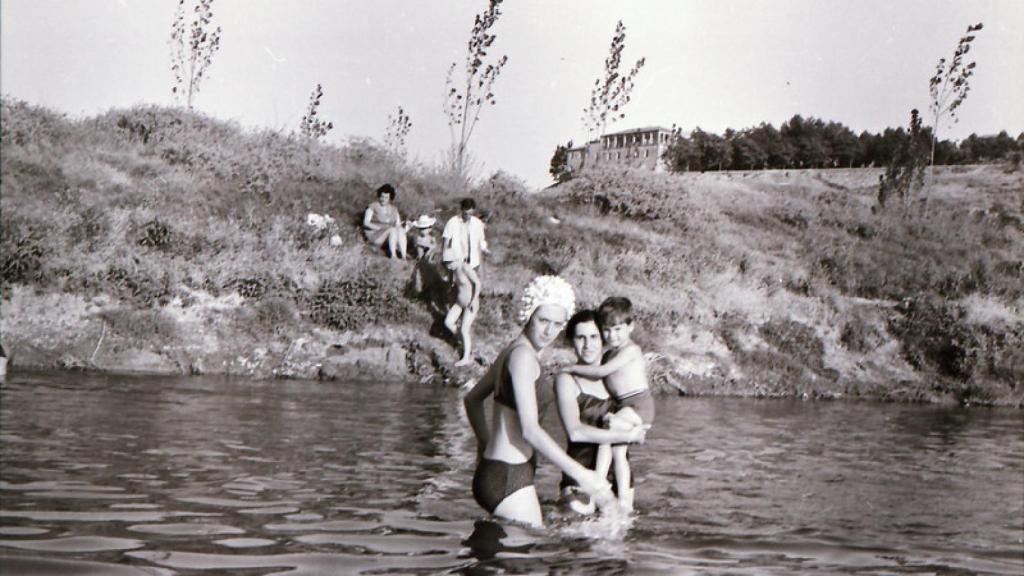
[3,0,1022,188]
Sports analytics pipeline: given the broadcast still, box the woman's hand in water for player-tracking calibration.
[581,475,614,505]
[625,423,648,444]
[588,480,621,514]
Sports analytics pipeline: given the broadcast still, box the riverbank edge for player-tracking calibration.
[3,285,1019,407]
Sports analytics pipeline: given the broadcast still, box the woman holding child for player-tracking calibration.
[559,297,654,512]
[464,276,646,527]
[554,309,630,514]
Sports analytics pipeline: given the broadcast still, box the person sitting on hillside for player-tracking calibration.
[410,214,438,260]
[362,183,407,259]
[407,214,444,303]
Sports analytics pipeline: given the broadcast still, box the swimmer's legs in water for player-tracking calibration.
[594,407,646,512]
[462,519,535,561]
[492,485,544,528]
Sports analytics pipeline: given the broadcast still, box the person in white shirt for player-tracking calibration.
[442,198,489,366]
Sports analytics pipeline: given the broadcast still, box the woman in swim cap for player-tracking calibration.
[463,276,620,526]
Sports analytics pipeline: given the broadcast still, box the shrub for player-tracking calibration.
[303,272,408,332]
[889,296,972,379]
[476,170,530,205]
[1,97,75,148]
[839,314,884,353]
[562,169,692,228]
[137,218,173,250]
[759,318,825,373]
[226,274,297,300]
[69,205,112,249]
[1,219,46,286]
[98,265,174,308]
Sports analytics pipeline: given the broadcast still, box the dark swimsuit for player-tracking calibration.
[559,379,616,492]
[617,388,655,425]
[471,344,539,514]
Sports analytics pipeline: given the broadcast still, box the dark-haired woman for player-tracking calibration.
[554,309,647,514]
[464,276,632,526]
[362,183,407,259]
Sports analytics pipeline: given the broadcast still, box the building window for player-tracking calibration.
[644,150,649,158]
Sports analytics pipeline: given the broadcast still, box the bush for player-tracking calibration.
[256,296,300,333]
[69,205,112,248]
[1,218,46,286]
[562,169,692,228]
[226,274,297,300]
[476,170,530,205]
[839,314,884,353]
[889,296,975,380]
[759,318,825,373]
[303,272,408,332]
[137,218,173,250]
[97,264,175,308]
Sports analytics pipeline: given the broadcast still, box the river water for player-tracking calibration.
[0,370,1021,575]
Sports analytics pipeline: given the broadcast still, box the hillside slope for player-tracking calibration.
[2,99,1022,405]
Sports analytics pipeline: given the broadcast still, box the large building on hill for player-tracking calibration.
[565,126,674,174]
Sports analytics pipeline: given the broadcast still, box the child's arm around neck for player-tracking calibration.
[563,342,642,380]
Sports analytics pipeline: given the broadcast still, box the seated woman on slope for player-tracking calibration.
[463,276,640,527]
[362,183,407,259]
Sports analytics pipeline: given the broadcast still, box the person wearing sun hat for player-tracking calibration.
[463,275,622,527]
[409,214,438,260]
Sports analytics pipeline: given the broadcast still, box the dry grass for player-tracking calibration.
[2,97,1022,404]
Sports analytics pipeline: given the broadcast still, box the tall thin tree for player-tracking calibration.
[928,22,983,166]
[384,106,413,160]
[298,84,333,140]
[443,0,508,182]
[582,21,646,139]
[170,0,222,109]
[878,109,930,212]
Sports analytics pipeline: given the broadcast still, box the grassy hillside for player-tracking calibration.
[2,99,1022,405]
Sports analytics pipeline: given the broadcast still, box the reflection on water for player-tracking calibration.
[1,370,1021,575]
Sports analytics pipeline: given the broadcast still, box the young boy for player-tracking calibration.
[562,296,653,511]
[442,198,489,367]
[409,215,438,260]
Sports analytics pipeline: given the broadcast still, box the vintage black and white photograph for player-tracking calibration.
[1,1,1022,574]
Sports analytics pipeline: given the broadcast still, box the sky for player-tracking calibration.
[2,0,1023,188]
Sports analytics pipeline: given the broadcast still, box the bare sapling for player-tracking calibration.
[878,109,930,213]
[443,0,509,183]
[928,23,983,166]
[299,83,334,140]
[582,20,646,139]
[170,0,222,109]
[384,106,413,160]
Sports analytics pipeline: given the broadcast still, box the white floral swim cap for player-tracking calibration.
[517,275,576,324]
